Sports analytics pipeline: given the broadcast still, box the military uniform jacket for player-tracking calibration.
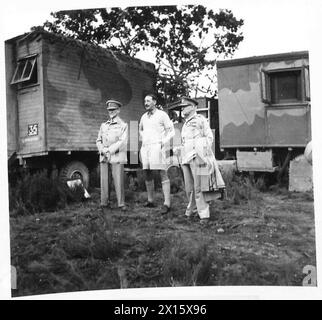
[96,116,128,164]
[181,113,213,165]
[181,113,225,191]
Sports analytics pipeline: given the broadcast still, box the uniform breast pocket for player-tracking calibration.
[187,119,197,127]
[185,127,197,139]
[112,125,124,139]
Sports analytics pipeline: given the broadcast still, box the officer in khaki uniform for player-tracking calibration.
[176,97,225,224]
[96,99,128,210]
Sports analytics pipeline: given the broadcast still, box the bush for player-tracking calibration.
[9,170,84,215]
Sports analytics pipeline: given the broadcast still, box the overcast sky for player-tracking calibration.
[1,0,322,299]
[0,0,318,57]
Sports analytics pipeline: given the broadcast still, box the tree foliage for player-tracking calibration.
[40,5,243,103]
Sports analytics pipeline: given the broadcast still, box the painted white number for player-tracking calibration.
[28,124,38,136]
[302,265,317,286]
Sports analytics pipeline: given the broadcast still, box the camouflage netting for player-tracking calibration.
[15,28,156,74]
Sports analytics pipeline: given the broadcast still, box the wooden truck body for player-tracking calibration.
[216,51,311,172]
[6,30,156,186]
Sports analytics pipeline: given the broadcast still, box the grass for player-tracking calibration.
[9,171,316,296]
[161,237,215,286]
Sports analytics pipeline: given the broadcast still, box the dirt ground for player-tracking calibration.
[10,182,316,297]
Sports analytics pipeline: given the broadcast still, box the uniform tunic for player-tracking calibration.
[180,113,225,219]
[96,116,128,164]
[139,109,175,170]
[96,116,128,207]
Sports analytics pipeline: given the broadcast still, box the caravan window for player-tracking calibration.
[11,56,38,87]
[260,66,310,105]
[270,70,302,104]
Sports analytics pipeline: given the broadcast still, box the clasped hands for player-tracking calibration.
[101,147,111,161]
[172,146,182,157]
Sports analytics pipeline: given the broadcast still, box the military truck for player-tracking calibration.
[6,30,156,187]
[216,51,311,177]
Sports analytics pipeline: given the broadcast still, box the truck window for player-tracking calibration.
[260,67,309,105]
[10,56,38,87]
[270,70,302,104]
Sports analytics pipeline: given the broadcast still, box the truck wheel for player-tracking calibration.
[60,161,90,189]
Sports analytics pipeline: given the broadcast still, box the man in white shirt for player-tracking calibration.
[139,94,175,214]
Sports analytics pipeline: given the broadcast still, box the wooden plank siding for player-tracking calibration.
[7,36,46,157]
[5,41,18,158]
[17,87,44,154]
[42,35,155,153]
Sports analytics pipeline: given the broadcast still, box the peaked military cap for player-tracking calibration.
[106,99,123,109]
[177,96,198,107]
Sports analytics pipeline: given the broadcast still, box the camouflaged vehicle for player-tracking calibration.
[6,30,156,187]
[216,51,311,175]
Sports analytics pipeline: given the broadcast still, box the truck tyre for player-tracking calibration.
[60,161,90,189]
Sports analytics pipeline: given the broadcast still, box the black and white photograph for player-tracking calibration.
[0,0,321,300]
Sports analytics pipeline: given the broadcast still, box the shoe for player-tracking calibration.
[200,218,210,225]
[144,201,156,208]
[161,205,170,215]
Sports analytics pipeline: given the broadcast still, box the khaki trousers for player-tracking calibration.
[182,159,210,219]
[100,162,125,207]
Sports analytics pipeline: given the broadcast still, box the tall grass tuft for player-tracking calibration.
[222,172,266,204]
[162,237,215,286]
[60,210,135,261]
[24,247,120,295]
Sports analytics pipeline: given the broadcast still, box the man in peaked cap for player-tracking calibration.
[179,96,199,107]
[175,96,225,225]
[139,93,175,215]
[96,99,128,211]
